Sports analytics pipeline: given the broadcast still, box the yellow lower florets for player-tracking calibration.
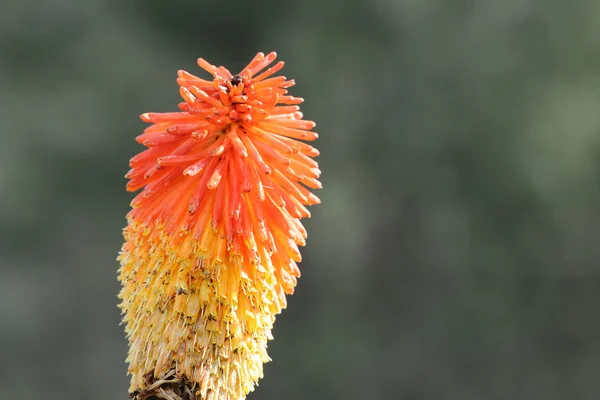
[118,221,285,400]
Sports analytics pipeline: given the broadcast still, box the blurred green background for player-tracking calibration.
[2,1,600,399]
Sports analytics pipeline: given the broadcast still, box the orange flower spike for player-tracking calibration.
[118,52,320,400]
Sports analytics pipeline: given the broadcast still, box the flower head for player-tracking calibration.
[118,52,320,400]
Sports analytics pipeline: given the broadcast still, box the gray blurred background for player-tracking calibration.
[2,1,600,399]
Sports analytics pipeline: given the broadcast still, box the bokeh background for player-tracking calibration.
[2,1,600,399]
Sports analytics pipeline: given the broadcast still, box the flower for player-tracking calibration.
[118,52,321,400]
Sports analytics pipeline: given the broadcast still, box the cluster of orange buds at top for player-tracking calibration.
[117,52,321,400]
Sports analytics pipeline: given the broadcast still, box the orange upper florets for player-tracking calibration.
[124,52,321,280]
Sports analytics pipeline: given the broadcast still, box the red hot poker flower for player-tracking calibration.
[118,52,321,400]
